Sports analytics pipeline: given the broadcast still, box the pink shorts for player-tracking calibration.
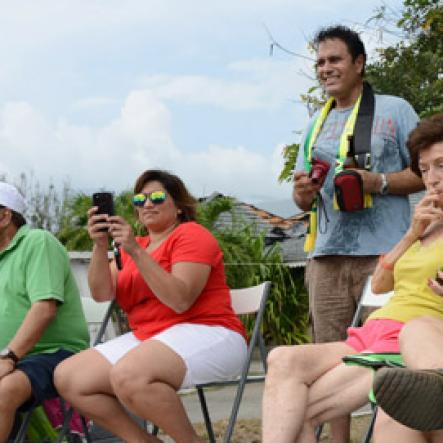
[345,319,404,353]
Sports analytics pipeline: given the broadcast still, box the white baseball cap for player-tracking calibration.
[0,182,26,215]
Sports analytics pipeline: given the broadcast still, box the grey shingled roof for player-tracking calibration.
[203,194,309,266]
[207,191,425,268]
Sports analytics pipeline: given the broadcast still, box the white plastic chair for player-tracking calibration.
[80,297,115,345]
[351,276,394,327]
[194,281,271,443]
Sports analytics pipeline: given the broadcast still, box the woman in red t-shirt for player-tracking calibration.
[55,170,247,443]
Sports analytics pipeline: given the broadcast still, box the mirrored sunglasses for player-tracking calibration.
[132,191,167,207]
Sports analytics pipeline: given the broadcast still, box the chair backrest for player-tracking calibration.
[359,276,394,308]
[230,281,270,315]
[351,276,394,327]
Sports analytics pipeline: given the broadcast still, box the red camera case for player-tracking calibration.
[334,170,364,212]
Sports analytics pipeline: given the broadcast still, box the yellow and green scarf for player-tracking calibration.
[303,95,373,252]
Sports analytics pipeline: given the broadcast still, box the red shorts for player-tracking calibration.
[345,319,404,353]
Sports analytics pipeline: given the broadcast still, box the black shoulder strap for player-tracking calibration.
[351,82,375,169]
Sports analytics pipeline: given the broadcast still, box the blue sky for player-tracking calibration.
[0,0,404,208]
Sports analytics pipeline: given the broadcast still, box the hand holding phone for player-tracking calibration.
[92,192,123,271]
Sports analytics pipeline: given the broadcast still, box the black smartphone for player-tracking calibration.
[92,192,114,232]
[436,267,443,286]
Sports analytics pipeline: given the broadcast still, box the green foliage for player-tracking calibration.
[57,193,92,250]
[278,143,300,183]
[199,198,309,345]
[196,196,234,230]
[366,0,443,117]
[27,406,58,442]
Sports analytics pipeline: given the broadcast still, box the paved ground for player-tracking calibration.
[181,359,264,424]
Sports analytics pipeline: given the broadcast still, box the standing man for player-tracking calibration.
[292,25,423,441]
[0,182,89,442]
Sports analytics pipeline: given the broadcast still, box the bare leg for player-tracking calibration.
[262,341,366,443]
[296,362,372,443]
[429,430,443,443]
[0,370,32,443]
[374,408,428,443]
[329,416,351,443]
[54,349,159,443]
[110,339,204,443]
[400,317,443,369]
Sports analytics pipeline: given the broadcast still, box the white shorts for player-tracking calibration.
[94,323,247,389]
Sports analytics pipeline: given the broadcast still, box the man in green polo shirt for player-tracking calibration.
[0,182,89,442]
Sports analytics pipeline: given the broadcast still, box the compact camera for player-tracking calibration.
[309,159,330,186]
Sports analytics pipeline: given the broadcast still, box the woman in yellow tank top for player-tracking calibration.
[262,114,443,443]
[370,114,443,442]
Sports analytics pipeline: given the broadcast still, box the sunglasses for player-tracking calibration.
[132,191,167,207]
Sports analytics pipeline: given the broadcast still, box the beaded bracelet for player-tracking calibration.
[379,254,394,271]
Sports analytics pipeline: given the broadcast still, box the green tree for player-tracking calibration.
[366,0,443,117]
[198,198,309,345]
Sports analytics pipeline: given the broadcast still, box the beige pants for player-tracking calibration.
[305,255,378,343]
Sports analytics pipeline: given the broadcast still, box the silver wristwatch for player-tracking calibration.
[0,348,19,365]
[379,173,389,195]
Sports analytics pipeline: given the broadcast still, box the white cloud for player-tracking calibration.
[179,142,291,201]
[141,58,312,111]
[71,97,119,111]
[0,90,178,190]
[0,88,290,201]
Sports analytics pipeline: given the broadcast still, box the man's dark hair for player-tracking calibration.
[134,169,197,222]
[313,25,367,75]
[408,113,443,177]
[11,210,26,228]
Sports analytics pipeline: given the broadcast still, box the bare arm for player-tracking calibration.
[371,231,417,294]
[372,190,443,293]
[7,299,57,358]
[87,207,116,302]
[0,300,58,379]
[0,299,58,380]
[130,247,210,313]
[109,217,211,313]
[356,167,424,195]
